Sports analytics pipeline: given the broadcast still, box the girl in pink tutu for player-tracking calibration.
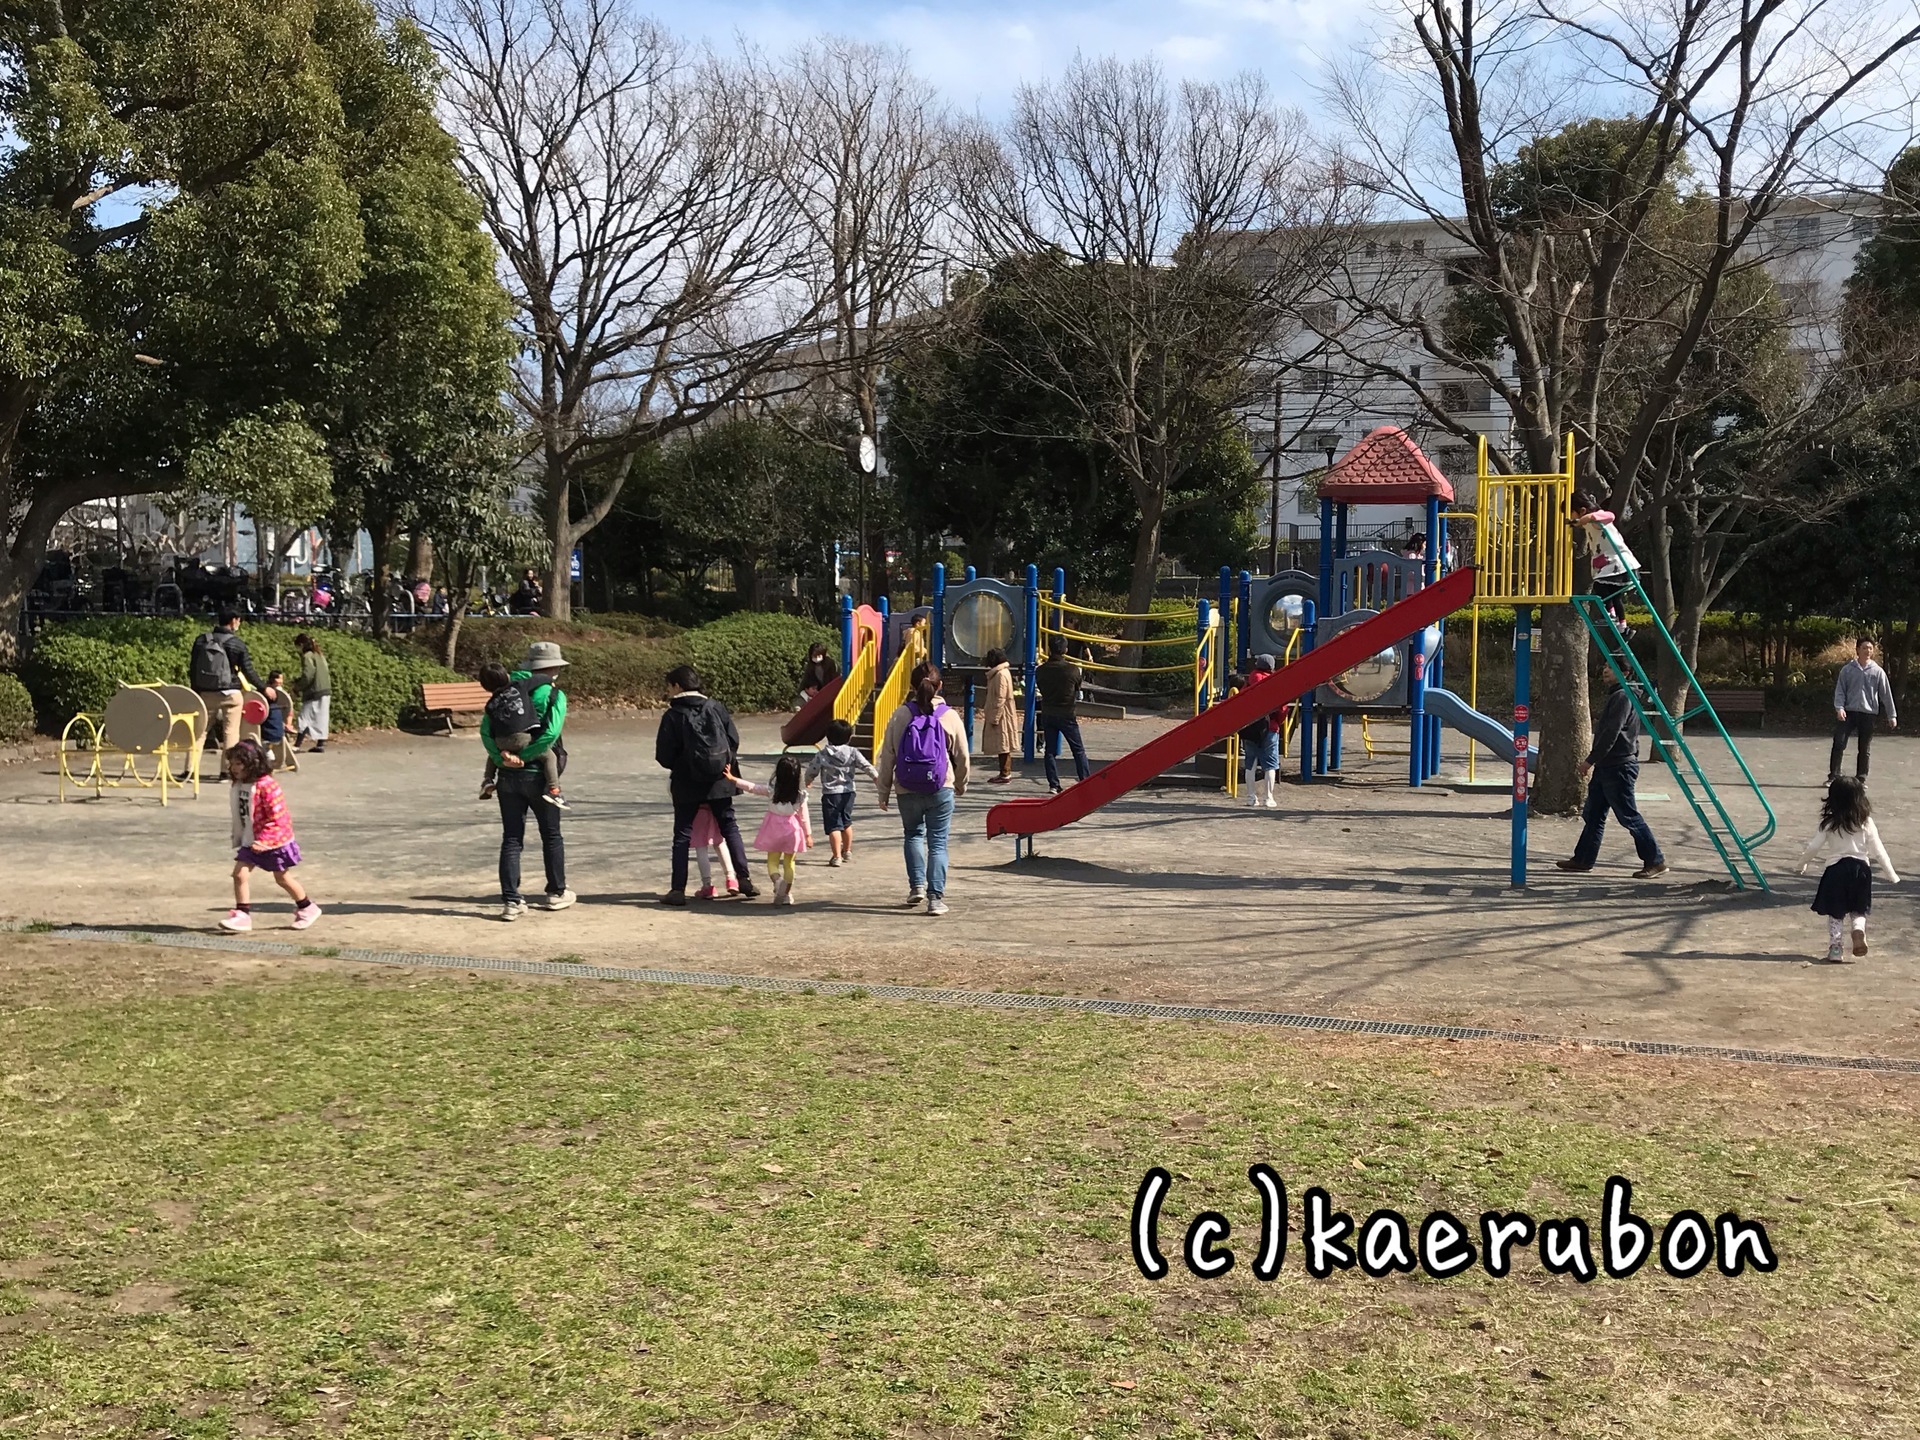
[220,740,320,932]
[737,753,812,907]
[689,804,740,899]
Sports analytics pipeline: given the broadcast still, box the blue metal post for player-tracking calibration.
[965,565,977,582]
[839,592,855,672]
[1335,503,1349,562]
[876,594,891,677]
[1022,563,1039,762]
[1512,607,1533,887]
[931,562,946,669]
[1298,600,1317,781]
[1425,494,1443,780]
[1407,624,1427,789]
[1317,498,1334,617]
[1237,570,1253,673]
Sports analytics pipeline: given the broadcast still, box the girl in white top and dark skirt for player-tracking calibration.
[1797,777,1898,962]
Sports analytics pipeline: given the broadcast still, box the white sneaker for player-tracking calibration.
[500,899,528,922]
[1245,770,1260,807]
[827,854,843,868]
[1262,778,1279,810]
[926,897,949,916]
[219,909,251,932]
[290,903,322,931]
[543,888,577,911]
[906,888,926,906]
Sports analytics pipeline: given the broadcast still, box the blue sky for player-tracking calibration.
[648,0,1377,115]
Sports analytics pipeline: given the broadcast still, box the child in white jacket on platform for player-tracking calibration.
[1797,776,1898,962]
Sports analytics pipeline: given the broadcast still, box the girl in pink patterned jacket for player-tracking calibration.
[221,740,321,933]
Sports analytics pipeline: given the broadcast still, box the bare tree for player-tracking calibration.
[771,38,955,603]
[419,0,821,619]
[1324,0,1920,811]
[951,56,1362,663]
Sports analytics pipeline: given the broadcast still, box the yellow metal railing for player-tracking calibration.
[833,638,877,731]
[1472,432,1575,606]
[869,619,929,759]
[1037,594,1199,675]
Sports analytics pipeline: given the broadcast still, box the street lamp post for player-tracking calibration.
[1267,379,1284,578]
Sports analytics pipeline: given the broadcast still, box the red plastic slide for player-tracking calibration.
[780,675,846,747]
[985,566,1479,839]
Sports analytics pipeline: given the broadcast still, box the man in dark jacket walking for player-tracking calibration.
[656,665,758,905]
[1556,669,1666,878]
[190,610,265,758]
[1035,645,1091,793]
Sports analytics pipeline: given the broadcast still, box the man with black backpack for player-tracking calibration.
[656,664,758,906]
[190,611,265,761]
[482,642,575,921]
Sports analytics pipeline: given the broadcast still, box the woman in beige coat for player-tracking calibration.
[981,648,1018,783]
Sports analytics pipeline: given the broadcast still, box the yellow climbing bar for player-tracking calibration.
[1044,596,1198,623]
[1473,432,1576,606]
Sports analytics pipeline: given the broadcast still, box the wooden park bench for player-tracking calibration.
[420,680,493,735]
[1699,687,1765,728]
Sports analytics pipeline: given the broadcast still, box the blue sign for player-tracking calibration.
[569,547,582,581]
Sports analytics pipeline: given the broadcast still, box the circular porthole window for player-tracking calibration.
[1329,646,1402,704]
[949,590,1015,663]
[1266,591,1307,633]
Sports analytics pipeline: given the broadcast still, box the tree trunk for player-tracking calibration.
[1892,600,1920,707]
[1531,604,1591,814]
[1118,493,1166,678]
[545,528,573,622]
[1659,597,1707,726]
[440,591,469,670]
[368,516,399,640]
[406,532,434,584]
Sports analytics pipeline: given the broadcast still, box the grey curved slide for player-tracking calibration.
[1423,686,1538,773]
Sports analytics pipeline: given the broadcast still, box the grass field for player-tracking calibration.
[2,942,1917,1438]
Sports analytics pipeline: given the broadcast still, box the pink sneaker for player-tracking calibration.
[219,909,251,932]
[726,878,740,894]
[290,903,322,931]
[695,884,717,900]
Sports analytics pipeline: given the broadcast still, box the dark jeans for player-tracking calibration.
[1571,761,1664,869]
[1042,715,1090,789]
[1829,710,1877,779]
[498,772,565,902]
[672,794,752,893]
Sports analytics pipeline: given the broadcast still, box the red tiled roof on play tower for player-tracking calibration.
[1317,426,1454,505]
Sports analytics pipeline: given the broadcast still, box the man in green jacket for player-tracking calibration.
[481,641,573,921]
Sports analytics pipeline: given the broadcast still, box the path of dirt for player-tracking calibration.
[2,711,1913,1056]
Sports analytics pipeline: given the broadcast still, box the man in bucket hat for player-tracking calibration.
[482,641,575,920]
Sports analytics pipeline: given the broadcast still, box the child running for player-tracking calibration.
[737,753,812,907]
[221,739,321,932]
[477,660,566,809]
[1797,776,1898,962]
[805,717,878,867]
[259,670,297,771]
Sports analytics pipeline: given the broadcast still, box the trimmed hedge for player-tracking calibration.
[684,612,836,713]
[0,672,33,742]
[21,618,458,732]
[437,617,685,710]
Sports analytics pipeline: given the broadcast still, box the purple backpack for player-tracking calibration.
[894,701,950,793]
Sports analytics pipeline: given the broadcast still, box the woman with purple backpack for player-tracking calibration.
[876,663,971,916]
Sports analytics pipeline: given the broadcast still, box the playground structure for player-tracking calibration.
[59,683,207,803]
[787,423,1772,889]
[954,430,1772,890]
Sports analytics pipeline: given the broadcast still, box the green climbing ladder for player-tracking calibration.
[1571,534,1775,891]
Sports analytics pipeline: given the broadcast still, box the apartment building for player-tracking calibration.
[1247,194,1885,551]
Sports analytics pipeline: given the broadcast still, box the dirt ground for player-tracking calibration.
[2,710,1913,1057]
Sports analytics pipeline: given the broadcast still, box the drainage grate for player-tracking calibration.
[31,925,1920,1076]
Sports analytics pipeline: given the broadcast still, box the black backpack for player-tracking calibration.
[485,678,536,733]
[190,631,236,691]
[684,701,732,782]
